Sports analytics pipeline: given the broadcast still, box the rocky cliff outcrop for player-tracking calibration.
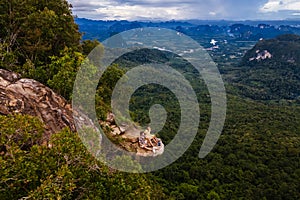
[0,69,77,139]
[101,113,164,157]
[0,69,162,156]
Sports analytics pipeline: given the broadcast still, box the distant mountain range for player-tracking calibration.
[75,18,300,42]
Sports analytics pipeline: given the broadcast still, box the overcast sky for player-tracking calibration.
[68,0,300,21]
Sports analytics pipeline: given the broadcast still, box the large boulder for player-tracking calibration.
[0,69,91,140]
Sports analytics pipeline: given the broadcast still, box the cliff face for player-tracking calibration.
[0,69,76,139]
[0,69,162,156]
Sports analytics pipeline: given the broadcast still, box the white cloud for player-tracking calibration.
[69,0,226,20]
[94,4,191,20]
[68,0,300,20]
[260,0,300,12]
[209,12,217,16]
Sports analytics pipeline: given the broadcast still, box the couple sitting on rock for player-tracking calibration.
[139,127,161,153]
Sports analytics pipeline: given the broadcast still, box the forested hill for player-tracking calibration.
[243,34,300,66]
[231,34,300,101]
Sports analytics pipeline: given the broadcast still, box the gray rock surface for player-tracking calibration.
[0,69,92,140]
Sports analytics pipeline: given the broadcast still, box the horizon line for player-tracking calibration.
[75,17,300,23]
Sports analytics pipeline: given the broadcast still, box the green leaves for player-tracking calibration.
[47,48,85,100]
[0,114,44,150]
[0,0,81,82]
[96,64,126,120]
[0,115,164,199]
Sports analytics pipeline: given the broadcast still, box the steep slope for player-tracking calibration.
[0,69,96,139]
[232,34,300,101]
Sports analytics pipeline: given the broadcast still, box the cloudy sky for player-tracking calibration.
[68,0,300,21]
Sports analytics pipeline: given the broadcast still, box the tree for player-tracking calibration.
[207,191,221,200]
[47,48,85,100]
[0,0,81,80]
[81,39,101,56]
[96,64,126,120]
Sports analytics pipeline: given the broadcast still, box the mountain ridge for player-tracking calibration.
[232,34,300,101]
